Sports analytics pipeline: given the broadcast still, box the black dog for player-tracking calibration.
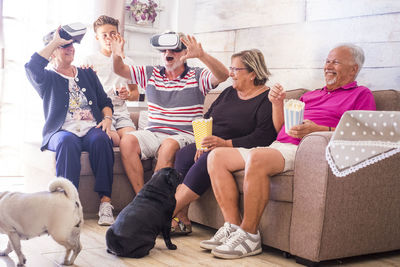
[106,167,181,258]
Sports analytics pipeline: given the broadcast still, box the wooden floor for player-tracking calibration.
[0,218,400,267]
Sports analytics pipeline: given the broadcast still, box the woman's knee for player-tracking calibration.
[91,131,113,149]
[56,133,80,152]
[207,148,227,173]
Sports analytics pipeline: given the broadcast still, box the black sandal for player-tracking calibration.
[171,217,192,236]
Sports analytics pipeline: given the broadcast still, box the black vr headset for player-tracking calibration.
[150,32,187,52]
[43,22,87,48]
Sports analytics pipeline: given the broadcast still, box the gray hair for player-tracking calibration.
[231,49,271,86]
[333,43,365,77]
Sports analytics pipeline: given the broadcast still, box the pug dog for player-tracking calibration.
[0,178,83,266]
[106,167,181,258]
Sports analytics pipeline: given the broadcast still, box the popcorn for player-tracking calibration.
[284,99,305,133]
[192,118,213,150]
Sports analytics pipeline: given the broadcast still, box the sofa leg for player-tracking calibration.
[295,256,319,267]
[282,251,292,258]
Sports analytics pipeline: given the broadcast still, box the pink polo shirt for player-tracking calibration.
[277,81,376,145]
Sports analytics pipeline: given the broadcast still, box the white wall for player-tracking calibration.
[191,0,400,91]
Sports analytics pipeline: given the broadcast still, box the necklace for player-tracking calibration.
[239,85,267,100]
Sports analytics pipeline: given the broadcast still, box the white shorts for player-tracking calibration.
[111,110,135,131]
[127,130,195,160]
[236,141,298,172]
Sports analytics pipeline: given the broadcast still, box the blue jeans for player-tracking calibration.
[47,127,114,198]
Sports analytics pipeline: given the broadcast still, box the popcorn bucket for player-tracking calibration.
[284,99,305,133]
[192,118,213,150]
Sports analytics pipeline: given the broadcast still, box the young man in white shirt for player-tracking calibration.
[83,15,139,148]
[82,15,140,226]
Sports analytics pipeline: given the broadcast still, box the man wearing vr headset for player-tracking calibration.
[111,32,229,195]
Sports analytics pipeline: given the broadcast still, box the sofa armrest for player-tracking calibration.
[289,131,400,262]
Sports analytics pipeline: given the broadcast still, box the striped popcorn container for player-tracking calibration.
[284,99,305,133]
[192,117,213,150]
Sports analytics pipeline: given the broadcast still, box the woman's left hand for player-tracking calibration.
[96,118,112,138]
[201,136,226,152]
[194,149,205,162]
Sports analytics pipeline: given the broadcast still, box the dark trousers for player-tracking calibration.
[174,143,211,196]
[47,127,114,198]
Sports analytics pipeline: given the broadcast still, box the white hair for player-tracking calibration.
[332,43,365,77]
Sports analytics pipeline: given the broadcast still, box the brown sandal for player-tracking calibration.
[171,217,192,236]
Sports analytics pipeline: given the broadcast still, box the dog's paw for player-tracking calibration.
[106,249,116,255]
[62,260,73,266]
[167,244,177,250]
[17,257,27,266]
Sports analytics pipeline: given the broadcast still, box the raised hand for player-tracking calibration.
[269,83,286,105]
[179,35,205,61]
[111,33,125,59]
[53,26,74,47]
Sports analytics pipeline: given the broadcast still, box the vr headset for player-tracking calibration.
[150,32,187,52]
[43,22,87,48]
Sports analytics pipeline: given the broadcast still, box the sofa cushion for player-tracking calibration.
[372,89,400,111]
[79,148,153,176]
[233,170,294,202]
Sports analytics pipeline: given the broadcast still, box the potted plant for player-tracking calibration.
[126,0,158,25]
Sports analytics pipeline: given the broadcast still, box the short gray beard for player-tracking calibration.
[326,77,337,85]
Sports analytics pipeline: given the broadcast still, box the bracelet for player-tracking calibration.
[103,116,112,121]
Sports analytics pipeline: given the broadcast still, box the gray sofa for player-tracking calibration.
[23,88,400,266]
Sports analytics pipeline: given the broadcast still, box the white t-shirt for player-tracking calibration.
[82,51,135,113]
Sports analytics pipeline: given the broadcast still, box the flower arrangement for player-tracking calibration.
[126,0,158,24]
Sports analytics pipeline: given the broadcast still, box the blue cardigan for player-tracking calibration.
[25,52,113,150]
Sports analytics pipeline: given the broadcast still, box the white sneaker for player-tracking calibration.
[211,228,262,259]
[200,222,238,250]
[98,202,115,226]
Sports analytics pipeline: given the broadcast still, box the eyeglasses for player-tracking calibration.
[159,48,184,53]
[229,67,248,73]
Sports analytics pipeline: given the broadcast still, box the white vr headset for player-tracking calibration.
[150,32,186,51]
[43,22,87,47]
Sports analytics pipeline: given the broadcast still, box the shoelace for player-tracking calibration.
[213,223,232,241]
[223,230,247,248]
[101,204,114,217]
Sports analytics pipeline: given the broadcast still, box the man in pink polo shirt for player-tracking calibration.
[200,44,376,259]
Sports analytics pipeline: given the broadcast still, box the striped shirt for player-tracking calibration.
[128,64,213,135]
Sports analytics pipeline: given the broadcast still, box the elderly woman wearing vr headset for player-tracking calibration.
[25,26,116,226]
[111,32,229,196]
